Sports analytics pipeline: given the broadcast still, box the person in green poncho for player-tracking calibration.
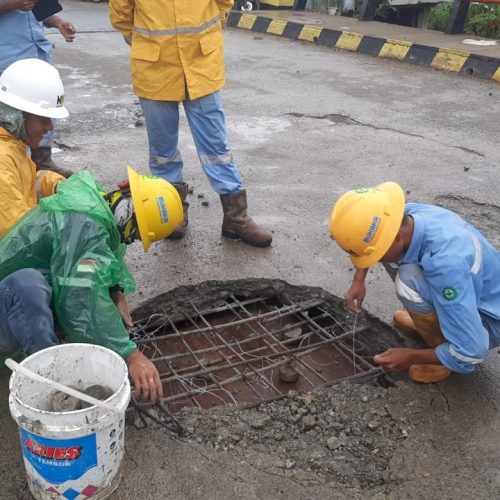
[0,166,183,403]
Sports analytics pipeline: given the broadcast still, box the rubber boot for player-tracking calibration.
[220,189,272,247]
[167,183,189,240]
[31,147,74,178]
[393,310,418,335]
[406,310,451,383]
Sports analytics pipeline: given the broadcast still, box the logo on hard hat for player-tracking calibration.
[156,196,169,224]
[363,215,381,243]
[56,94,64,107]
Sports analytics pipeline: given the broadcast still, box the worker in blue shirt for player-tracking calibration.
[328,182,500,383]
[0,0,75,177]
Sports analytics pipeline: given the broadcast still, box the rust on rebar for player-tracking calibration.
[129,294,383,420]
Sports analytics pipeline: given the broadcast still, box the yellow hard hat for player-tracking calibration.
[328,182,405,268]
[127,166,183,251]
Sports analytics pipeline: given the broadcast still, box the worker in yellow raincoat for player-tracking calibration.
[0,58,70,236]
[109,0,273,247]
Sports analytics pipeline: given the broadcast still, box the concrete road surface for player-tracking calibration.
[1,1,499,498]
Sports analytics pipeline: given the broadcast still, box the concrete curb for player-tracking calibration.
[227,11,500,82]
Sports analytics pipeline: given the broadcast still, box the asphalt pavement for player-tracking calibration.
[1,1,499,498]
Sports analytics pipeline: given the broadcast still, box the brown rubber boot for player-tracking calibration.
[408,364,451,383]
[407,310,451,383]
[220,189,272,247]
[31,147,74,178]
[393,310,418,335]
[167,183,189,240]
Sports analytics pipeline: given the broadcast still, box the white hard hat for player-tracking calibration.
[0,58,69,119]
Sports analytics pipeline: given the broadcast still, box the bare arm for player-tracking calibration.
[46,15,76,42]
[345,266,369,312]
[373,347,441,372]
[0,0,36,16]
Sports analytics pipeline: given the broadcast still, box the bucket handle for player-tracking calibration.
[5,358,121,415]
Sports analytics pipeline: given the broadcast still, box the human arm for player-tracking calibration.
[49,214,162,402]
[126,349,163,403]
[373,347,440,372]
[0,0,36,15]
[109,0,134,40]
[215,0,234,23]
[426,264,489,373]
[110,288,133,330]
[345,266,369,312]
[0,155,37,236]
[35,170,65,200]
[45,15,76,42]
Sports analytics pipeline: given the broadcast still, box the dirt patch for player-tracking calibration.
[179,382,410,490]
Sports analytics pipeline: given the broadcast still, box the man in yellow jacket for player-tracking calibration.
[0,58,68,236]
[109,0,273,247]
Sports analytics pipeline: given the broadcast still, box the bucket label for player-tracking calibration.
[20,429,98,485]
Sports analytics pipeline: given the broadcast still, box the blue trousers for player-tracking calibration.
[386,263,500,348]
[0,269,58,355]
[140,91,244,195]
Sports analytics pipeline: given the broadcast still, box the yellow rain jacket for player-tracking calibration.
[0,127,63,236]
[109,0,234,101]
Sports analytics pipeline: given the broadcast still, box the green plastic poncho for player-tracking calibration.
[0,172,137,359]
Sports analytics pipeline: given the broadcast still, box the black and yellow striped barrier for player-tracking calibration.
[227,12,500,82]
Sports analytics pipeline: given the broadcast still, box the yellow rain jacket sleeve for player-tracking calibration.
[0,127,63,236]
[109,0,233,101]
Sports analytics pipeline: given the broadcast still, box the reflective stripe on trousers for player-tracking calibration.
[140,91,243,195]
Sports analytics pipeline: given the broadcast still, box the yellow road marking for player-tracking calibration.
[379,40,412,60]
[431,48,469,72]
[336,32,363,51]
[237,14,257,30]
[298,25,322,42]
[267,18,287,36]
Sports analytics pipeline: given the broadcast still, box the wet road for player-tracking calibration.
[1,1,500,497]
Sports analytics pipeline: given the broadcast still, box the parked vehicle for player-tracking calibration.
[233,0,260,11]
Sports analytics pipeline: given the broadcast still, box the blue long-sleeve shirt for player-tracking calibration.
[0,10,52,74]
[401,203,500,373]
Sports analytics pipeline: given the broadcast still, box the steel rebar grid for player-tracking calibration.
[132,295,379,410]
[225,294,327,387]
[188,300,284,399]
[136,298,357,367]
[133,298,325,344]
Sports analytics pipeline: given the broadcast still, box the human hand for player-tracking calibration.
[8,0,36,12]
[373,348,415,372]
[59,20,76,42]
[111,289,133,331]
[126,349,163,403]
[345,280,366,313]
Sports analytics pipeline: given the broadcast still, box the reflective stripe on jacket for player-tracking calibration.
[109,0,234,101]
[0,127,63,236]
[402,203,500,373]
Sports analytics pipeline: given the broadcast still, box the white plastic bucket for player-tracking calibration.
[9,343,131,499]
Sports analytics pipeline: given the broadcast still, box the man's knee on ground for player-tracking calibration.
[2,269,52,304]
